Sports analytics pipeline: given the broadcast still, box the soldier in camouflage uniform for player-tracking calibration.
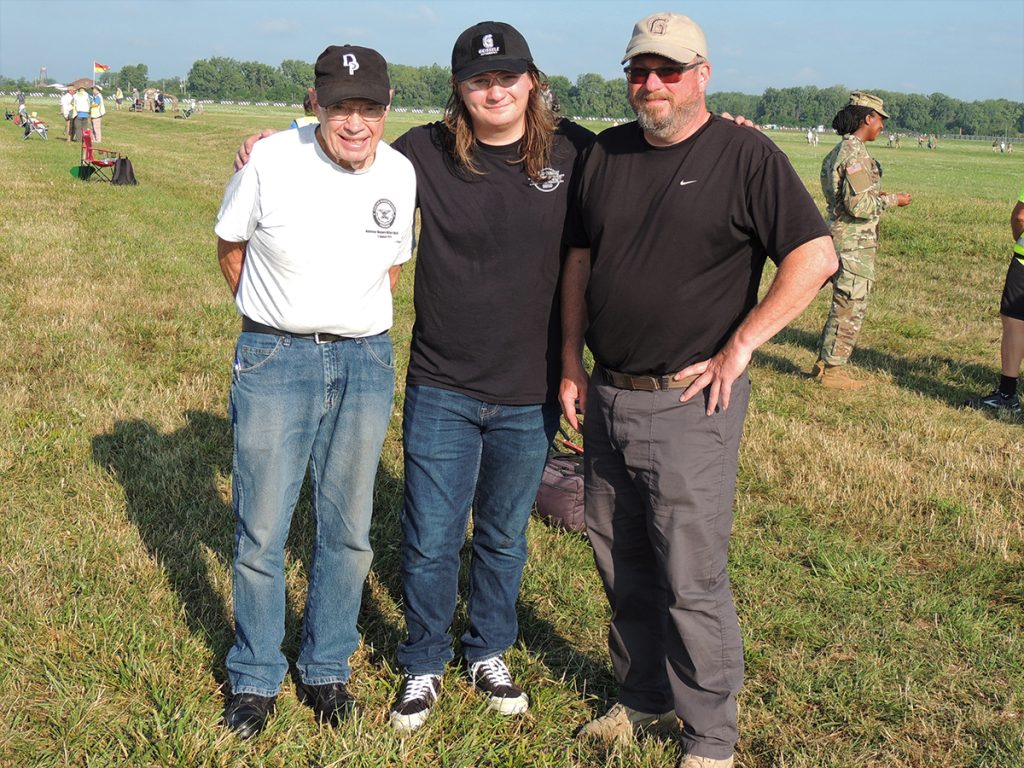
[811,91,912,389]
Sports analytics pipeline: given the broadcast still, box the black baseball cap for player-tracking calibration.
[314,45,391,107]
[451,21,533,82]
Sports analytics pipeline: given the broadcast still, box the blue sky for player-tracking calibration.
[1,0,1022,101]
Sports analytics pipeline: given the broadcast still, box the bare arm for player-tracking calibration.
[677,235,838,415]
[389,264,402,293]
[559,246,591,430]
[217,237,247,297]
[234,129,278,172]
[1012,200,1024,241]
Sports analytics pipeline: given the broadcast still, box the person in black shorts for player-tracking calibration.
[964,183,1024,413]
[559,12,837,767]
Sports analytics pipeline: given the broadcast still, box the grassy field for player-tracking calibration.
[1,98,1022,768]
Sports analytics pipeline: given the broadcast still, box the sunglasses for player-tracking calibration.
[623,60,703,85]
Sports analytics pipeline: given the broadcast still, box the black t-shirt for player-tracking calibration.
[393,120,594,404]
[567,115,829,374]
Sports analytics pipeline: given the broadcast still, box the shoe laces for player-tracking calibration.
[471,656,513,686]
[400,674,438,703]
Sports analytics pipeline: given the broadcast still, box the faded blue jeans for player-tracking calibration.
[226,330,394,697]
[397,384,558,674]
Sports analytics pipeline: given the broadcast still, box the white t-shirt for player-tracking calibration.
[215,125,416,337]
[60,92,73,118]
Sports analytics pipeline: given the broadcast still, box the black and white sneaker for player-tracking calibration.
[389,673,441,733]
[964,389,1021,412]
[469,656,528,715]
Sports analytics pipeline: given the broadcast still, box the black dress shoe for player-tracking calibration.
[296,681,356,726]
[223,693,276,739]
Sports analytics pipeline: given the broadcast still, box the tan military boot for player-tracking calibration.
[810,360,866,390]
[578,702,677,744]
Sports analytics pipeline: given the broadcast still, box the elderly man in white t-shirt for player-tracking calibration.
[214,44,416,740]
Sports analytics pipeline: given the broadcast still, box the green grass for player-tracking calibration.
[1,99,1023,768]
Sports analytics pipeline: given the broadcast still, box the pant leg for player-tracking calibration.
[584,375,674,713]
[460,402,558,665]
[397,385,483,675]
[297,333,395,685]
[819,251,875,366]
[585,372,749,760]
[226,333,321,697]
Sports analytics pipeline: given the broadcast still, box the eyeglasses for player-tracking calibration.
[623,60,703,85]
[323,102,387,122]
[462,72,523,92]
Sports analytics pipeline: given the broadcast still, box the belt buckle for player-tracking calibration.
[313,332,328,345]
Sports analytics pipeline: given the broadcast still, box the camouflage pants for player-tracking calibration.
[818,250,876,366]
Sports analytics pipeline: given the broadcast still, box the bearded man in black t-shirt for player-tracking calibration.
[559,13,837,768]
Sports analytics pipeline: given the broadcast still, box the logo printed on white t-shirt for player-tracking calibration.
[373,198,397,228]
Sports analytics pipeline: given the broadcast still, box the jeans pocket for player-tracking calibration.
[360,334,394,371]
[233,333,286,376]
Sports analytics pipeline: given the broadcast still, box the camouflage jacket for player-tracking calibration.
[820,135,900,260]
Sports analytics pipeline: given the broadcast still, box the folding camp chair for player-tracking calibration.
[80,129,120,181]
[22,114,48,140]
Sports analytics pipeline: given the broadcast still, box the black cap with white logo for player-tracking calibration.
[451,21,533,82]
[314,45,391,107]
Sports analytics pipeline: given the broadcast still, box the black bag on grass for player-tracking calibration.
[112,157,138,185]
[534,452,585,533]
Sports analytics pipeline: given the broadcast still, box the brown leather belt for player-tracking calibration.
[601,367,699,391]
[242,316,352,344]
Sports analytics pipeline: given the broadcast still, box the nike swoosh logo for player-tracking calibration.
[679,180,698,186]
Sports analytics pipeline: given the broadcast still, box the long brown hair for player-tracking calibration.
[443,65,556,182]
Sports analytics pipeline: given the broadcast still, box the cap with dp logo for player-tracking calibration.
[451,21,533,82]
[314,45,391,107]
[622,12,707,65]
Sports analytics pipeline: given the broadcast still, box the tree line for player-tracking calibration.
[4,59,1022,136]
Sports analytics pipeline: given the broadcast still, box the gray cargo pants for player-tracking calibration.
[583,369,749,761]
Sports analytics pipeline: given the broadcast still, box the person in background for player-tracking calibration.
[72,85,92,142]
[115,86,124,111]
[290,92,318,129]
[89,85,106,142]
[964,183,1024,413]
[810,91,912,389]
[60,87,73,141]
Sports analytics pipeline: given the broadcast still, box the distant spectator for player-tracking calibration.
[115,87,124,111]
[964,183,1024,414]
[60,88,73,141]
[289,92,318,129]
[89,85,106,142]
[72,85,91,141]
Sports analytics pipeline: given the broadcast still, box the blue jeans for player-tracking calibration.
[397,385,558,674]
[226,330,395,697]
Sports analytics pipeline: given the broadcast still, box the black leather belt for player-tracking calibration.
[242,316,352,344]
[601,367,699,391]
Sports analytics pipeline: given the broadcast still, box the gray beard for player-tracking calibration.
[633,97,702,142]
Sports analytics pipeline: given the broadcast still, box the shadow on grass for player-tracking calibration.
[91,412,609,705]
[759,326,997,406]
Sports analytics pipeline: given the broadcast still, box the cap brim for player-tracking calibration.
[621,46,699,65]
[315,83,390,108]
[454,58,529,82]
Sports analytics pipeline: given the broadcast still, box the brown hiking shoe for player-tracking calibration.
[809,360,866,390]
[578,702,677,744]
[679,755,734,768]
